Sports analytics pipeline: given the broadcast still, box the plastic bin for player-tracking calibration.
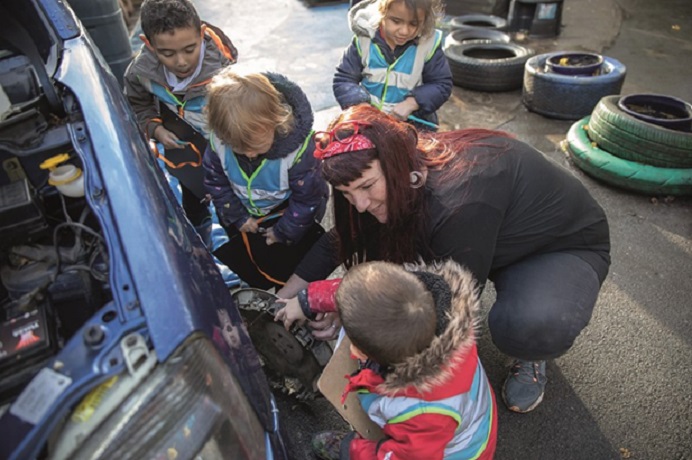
[508,0,563,38]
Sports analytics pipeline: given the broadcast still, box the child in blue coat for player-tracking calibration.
[204,70,329,290]
[333,0,453,130]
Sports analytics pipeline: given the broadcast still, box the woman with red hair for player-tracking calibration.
[276,103,610,414]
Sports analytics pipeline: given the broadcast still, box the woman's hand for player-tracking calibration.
[273,297,306,330]
[309,312,341,341]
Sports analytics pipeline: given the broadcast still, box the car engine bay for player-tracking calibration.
[0,27,112,406]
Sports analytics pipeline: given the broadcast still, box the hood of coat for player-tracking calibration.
[259,72,314,161]
[348,0,381,38]
[377,259,481,395]
[129,33,232,96]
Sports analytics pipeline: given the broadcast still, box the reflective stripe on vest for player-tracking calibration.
[145,80,208,135]
[210,132,313,217]
[357,30,443,113]
[358,357,494,459]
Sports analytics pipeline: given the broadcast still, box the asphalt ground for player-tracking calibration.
[139,1,692,458]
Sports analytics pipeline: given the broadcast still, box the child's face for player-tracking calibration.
[234,127,275,159]
[381,1,425,50]
[148,26,203,79]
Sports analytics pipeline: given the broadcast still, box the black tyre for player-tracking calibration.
[565,117,692,196]
[587,96,692,168]
[445,41,535,92]
[522,52,626,120]
[443,27,511,50]
[451,14,508,31]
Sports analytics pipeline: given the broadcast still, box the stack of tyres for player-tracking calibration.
[523,51,626,120]
[442,14,534,92]
[564,95,692,196]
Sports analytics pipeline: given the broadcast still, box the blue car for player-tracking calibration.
[0,1,288,458]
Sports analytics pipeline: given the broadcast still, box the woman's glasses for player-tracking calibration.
[314,121,374,159]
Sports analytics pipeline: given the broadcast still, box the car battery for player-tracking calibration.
[0,298,59,403]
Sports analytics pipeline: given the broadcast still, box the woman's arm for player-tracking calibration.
[275,273,309,299]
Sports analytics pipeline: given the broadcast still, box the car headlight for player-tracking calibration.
[61,333,268,460]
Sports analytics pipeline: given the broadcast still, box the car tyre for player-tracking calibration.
[450,14,508,31]
[565,117,692,196]
[443,27,511,50]
[588,96,692,168]
[523,52,626,120]
[445,41,535,92]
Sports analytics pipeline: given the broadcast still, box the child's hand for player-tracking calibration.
[153,126,183,150]
[264,227,280,246]
[273,297,306,330]
[238,217,259,233]
[391,97,420,121]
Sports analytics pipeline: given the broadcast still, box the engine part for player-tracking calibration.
[0,178,47,245]
[232,288,333,395]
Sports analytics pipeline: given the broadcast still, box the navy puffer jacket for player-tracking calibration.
[203,73,328,244]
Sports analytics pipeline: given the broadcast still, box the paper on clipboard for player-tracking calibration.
[317,336,385,441]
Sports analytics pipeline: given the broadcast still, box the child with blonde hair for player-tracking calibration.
[203,70,329,289]
[334,0,453,130]
[275,260,497,459]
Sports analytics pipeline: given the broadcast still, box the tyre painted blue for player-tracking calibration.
[523,52,626,120]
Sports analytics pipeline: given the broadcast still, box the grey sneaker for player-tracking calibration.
[502,360,547,413]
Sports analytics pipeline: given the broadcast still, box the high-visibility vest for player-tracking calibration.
[357,29,443,113]
[209,132,313,217]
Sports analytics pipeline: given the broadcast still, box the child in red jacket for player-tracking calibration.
[275,260,497,460]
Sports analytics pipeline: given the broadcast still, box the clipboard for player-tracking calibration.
[316,336,385,441]
[159,104,208,199]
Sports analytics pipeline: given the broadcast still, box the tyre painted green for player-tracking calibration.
[566,117,692,196]
[589,96,692,168]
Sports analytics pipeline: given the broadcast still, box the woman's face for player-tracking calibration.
[334,160,388,223]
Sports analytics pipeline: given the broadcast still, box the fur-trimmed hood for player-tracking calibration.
[348,0,381,38]
[259,72,314,161]
[377,259,481,394]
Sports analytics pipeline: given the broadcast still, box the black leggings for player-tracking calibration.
[213,221,325,291]
[181,183,210,227]
[488,252,605,361]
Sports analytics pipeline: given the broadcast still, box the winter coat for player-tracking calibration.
[305,260,498,460]
[333,0,452,124]
[123,22,237,139]
[203,73,329,245]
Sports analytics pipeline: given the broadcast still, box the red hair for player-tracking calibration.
[320,104,512,266]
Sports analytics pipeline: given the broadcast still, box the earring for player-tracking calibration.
[410,171,424,188]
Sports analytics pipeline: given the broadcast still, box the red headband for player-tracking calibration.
[314,134,376,160]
